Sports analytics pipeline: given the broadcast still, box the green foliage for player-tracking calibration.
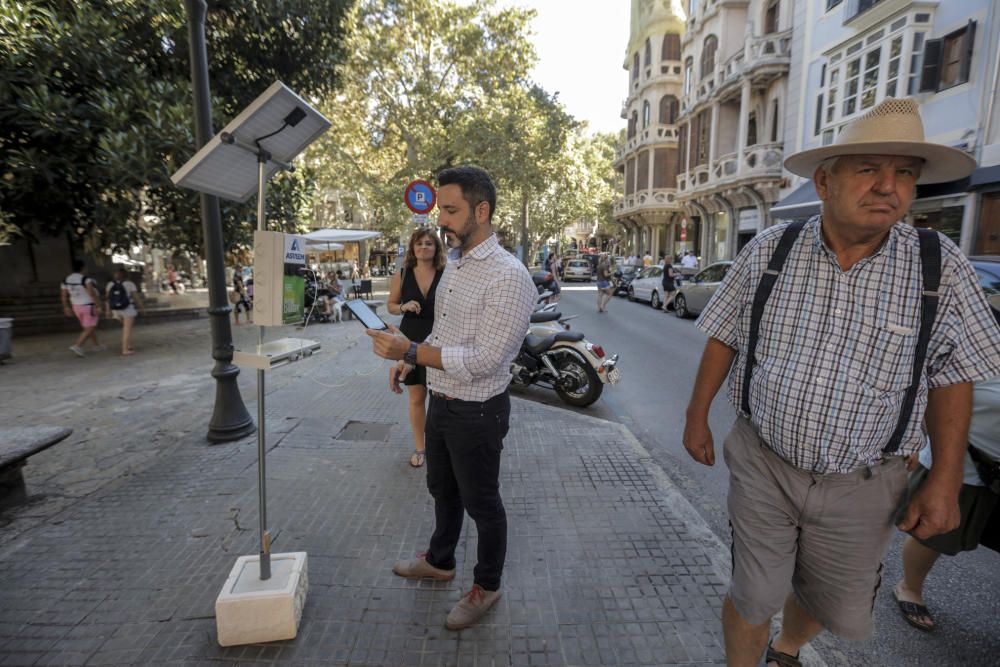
[0,0,352,254]
[310,0,617,248]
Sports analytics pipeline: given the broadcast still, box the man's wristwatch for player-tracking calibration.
[404,341,418,366]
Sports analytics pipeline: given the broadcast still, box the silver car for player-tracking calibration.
[674,261,733,318]
[564,259,593,282]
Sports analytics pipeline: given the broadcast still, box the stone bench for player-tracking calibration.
[0,426,72,503]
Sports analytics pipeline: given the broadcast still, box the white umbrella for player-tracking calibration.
[304,228,382,242]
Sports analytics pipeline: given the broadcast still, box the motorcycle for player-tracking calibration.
[510,308,620,407]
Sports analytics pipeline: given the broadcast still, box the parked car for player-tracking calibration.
[563,259,593,282]
[627,266,666,308]
[970,255,1000,313]
[673,261,733,318]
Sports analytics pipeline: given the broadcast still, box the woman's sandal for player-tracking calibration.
[893,587,935,632]
[765,641,802,667]
[409,450,425,468]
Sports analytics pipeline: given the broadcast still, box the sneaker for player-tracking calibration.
[69,345,85,357]
[392,552,455,581]
[445,585,502,630]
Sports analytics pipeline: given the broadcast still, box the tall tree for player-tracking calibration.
[0,0,352,254]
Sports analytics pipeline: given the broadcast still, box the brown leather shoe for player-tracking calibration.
[392,552,455,581]
[445,585,502,630]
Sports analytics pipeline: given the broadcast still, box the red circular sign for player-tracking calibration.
[404,180,436,214]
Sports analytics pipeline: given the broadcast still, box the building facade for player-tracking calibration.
[613,0,687,262]
[674,0,792,264]
[775,0,1000,255]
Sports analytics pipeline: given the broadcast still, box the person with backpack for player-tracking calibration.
[105,267,145,356]
[681,98,1000,666]
[61,259,103,357]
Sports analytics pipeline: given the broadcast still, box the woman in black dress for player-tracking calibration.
[387,228,446,467]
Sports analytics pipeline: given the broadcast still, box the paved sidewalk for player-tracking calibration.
[0,317,732,666]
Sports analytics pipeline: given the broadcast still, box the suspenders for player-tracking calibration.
[741,223,941,455]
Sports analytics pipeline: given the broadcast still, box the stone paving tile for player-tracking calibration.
[1,317,727,666]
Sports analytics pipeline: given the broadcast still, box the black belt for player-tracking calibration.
[429,390,456,401]
[429,389,508,405]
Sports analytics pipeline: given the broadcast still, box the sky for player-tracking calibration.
[466,0,631,135]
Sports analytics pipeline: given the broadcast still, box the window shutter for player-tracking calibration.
[919,38,942,92]
[960,20,976,84]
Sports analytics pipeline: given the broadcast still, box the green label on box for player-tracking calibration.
[282,275,304,324]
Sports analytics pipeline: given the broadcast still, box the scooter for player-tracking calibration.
[510,308,620,407]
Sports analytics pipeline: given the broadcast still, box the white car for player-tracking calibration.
[563,259,593,282]
[627,265,667,308]
[673,261,733,318]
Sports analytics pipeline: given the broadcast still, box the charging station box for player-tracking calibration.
[253,231,307,326]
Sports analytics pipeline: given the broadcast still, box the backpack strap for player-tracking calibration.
[882,228,941,454]
[741,221,807,417]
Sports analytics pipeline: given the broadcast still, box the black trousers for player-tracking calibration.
[424,391,510,591]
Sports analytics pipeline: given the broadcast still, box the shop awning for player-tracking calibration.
[770,181,820,220]
[304,228,382,243]
[969,165,1000,190]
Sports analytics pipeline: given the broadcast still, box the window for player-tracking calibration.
[847,0,886,21]
[920,22,976,92]
[659,95,679,124]
[700,35,718,80]
[842,46,880,116]
[884,36,903,97]
[642,100,651,128]
[644,38,652,68]
[684,57,694,95]
[628,110,638,139]
[907,32,925,94]
[662,33,681,61]
[764,1,779,35]
[747,113,758,146]
[770,99,780,142]
[632,52,639,83]
[814,94,823,136]
[688,0,697,18]
[827,0,843,10]
[696,110,711,165]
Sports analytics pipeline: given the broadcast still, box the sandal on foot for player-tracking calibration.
[765,641,802,667]
[409,450,425,467]
[893,588,934,632]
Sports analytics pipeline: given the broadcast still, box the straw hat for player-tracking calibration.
[784,97,977,184]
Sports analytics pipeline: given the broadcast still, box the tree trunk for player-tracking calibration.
[519,189,530,267]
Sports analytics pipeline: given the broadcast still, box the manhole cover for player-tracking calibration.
[335,421,392,441]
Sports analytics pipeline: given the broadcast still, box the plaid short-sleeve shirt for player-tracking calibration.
[697,216,1000,473]
[425,234,537,402]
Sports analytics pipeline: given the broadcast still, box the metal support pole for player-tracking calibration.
[183,0,255,443]
[256,156,271,581]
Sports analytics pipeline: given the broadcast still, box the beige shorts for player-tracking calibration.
[723,417,908,640]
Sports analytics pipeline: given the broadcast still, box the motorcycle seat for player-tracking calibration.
[530,311,561,323]
[523,331,585,354]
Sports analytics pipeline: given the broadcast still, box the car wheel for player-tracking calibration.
[627,286,636,302]
[650,290,661,309]
[674,294,689,318]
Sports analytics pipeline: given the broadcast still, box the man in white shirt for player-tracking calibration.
[681,251,699,269]
[367,166,536,630]
[61,259,102,357]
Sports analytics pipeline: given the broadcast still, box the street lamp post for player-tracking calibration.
[183,0,255,443]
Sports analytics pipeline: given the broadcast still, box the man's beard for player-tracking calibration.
[440,215,475,249]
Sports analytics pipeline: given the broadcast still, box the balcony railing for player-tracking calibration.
[675,143,784,196]
[613,188,679,217]
[615,124,680,160]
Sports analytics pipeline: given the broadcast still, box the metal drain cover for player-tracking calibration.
[335,421,392,441]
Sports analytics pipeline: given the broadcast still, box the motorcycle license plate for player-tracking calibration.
[607,367,621,385]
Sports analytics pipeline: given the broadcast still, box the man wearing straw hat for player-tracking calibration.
[682,98,1000,666]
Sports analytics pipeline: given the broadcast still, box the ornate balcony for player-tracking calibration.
[613,188,679,217]
[614,124,680,162]
[676,143,784,199]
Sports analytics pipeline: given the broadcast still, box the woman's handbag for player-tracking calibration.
[228,290,241,305]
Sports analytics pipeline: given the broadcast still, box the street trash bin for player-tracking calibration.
[0,318,11,362]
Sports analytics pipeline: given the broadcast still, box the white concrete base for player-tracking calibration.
[215,551,308,647]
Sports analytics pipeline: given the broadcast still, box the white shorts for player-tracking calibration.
[112,307,138,319]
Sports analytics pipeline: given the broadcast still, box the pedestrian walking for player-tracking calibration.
[660,262,678,312]
[595,256,614,313]
[387,227,446,468]
[681,98,1000,667]
[366,165,536,630]
[893,360,1000,632]
[61,259,103,357]
[105,268,146,356]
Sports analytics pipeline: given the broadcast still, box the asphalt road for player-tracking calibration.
[514,282,999,667]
